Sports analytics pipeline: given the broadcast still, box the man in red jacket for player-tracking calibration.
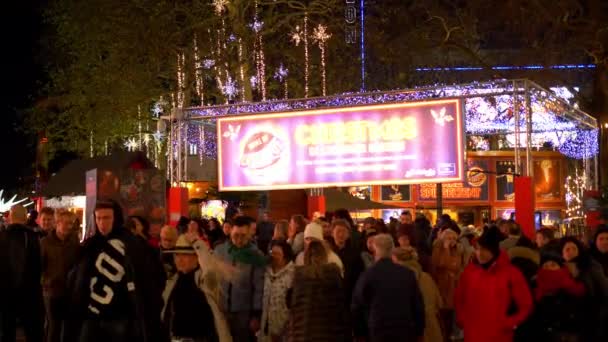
[455,227,532,342]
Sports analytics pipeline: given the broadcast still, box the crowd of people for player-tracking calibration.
[1,202,608,342]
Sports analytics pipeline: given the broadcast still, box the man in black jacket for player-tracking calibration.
[0,204,44,342]
[63,199,166,342]
[352,234,425,342]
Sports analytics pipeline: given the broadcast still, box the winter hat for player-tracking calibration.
[477,227,502,257]
[392,246,418,262]
[461,225,479,237]
[304,222,324,241]
[540,249,564,267]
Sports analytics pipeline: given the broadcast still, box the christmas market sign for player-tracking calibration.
[418,159,489,201]
[217,99,464,191]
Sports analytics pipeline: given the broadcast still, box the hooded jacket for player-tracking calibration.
[455,251,533,342]
[259,262,295,341]
[62,202,167,342]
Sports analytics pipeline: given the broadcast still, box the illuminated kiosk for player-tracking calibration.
[165,79,599,236]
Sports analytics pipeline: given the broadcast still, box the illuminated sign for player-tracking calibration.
[418,159,489,201]
[217,99,464,191]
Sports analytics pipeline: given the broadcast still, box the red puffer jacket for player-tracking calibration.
[455,251,533,342]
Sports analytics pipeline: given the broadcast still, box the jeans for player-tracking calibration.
[226,312,254,342]
[79,319,130,342]
[44,296,67,342]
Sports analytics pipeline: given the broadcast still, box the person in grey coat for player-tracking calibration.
[214,216,266,342]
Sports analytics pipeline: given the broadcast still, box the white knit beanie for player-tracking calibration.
[304,222,324,241]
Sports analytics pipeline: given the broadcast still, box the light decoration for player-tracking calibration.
[290,15,310,97]
[312,24,331,96]
[183,81,598,160]
[415,64,595,72]
[251,1,267,101]
[0,190,31,212]
[565,169,587,218]
[124,138,139,151]
[176,53,186,108]
[558,129,599,160]
[238,38,245,102]
[221,75,239,102]
[152,130,164,143]
[202,59,215,69]
[193,35,204,106]
[152,97,167,117]
[186,124,217,159]
[274,63,289,99]
[212,0,228,14]
[250,75,259,88]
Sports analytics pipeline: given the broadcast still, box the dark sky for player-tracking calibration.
[0,0,44,193]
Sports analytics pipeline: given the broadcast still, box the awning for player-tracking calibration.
[324,188,403,211]
[42,151,156,197]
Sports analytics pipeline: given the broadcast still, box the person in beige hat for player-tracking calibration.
[294,222,344,275]
[162,233,233,341]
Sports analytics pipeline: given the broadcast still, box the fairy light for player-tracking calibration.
[565,169,587,218]
[303,14,309,98]
[312,24,331,96]
[199,125,204,165]
[250,75,258,88]
[212,0,227,14]
[221,75,239,102]
[124,137,139,151]
[176,53,186,108]
[193,35,204,106]
[274,63,289,99]
[238,38,245,102]
[252,0,266,101]
[90,131,94,157]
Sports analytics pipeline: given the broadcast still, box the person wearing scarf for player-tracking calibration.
[214,216,266,342]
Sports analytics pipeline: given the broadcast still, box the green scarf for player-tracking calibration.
[228,243,268,267]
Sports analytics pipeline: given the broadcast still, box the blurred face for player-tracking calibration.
[475,246,494,265]
[562,242,579,262]
[332,225,349,248]
[270,245,286,266]
[174,253,198,273]
[398,235,410,247]
[596,233,608,254]
[231,225,250,248]
[188,221,200,235]
[56,216,71,239]
[160,229,177,249]
[400,213,412,224]
[288,219,297,238]
[304,236,316,248]
[366,236,376,254]
[263,213,269,221]
[322,222,331,237]
[249,222,257,236]
[536,233,549,248]
[40,213,55,232]
[273,226,286,240]
[132,218,144,236]
[499,223,509,236]
[442,232,458,248]
[223,222,232,236]
[542,260,560,270]
[95,208,114,236]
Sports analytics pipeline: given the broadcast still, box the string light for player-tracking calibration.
[252,1,266,101]
[558,129,599,160]
[250,75,259,88]
[274,63,289,99]
[238,38,245,102]
[193,35,204,106]
[176,53,186,108]
[124,138,139,151]
[415,64,596,72]
[221,75,239,102]
[290,15,309,97]
[312,24,331,96]
[212,0,228,14]
[565,169,587,218]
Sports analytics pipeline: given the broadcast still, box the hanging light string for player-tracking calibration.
[303,14,309,98]
[274,63,289,99]
[238,37,246,102]
[312,24,331,96]
[193,34,204,106]
[176,53,186,108]
[252,0,266,101]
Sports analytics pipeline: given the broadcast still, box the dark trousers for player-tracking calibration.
[78,319,130,342]
[44,296,66,342]
[1,301,44,342]
[226,312,253,342]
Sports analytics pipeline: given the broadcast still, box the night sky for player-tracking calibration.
[0,1,44,193]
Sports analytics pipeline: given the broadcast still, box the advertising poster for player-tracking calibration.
[342,186,371,201]
[418,159,489,201]
[534,159,561,201]
[381,185,411,202]
[217,99,464,190]
[496,208,516,221]
[496,160,516,201]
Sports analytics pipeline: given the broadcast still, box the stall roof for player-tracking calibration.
[323,188,403,211]
[42,151,155,197]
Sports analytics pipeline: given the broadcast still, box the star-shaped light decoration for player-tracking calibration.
[274,64,288,81]
[212,0,228,15]
[202,59,215,69]
[143,134,151,145]
[152,97,167,117]
[312,24,331,45]
[0,190,30,212]
[249,20,264,33]
[222,75,239,101]
[290,25,303,46]
[124,138,139,151]
[228,34,237,42]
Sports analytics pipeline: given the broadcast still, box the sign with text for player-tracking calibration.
[217,99,464,191]
[418,159,489,201]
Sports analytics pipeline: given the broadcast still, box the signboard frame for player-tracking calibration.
[217,99,465,191]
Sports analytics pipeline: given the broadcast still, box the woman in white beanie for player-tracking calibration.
[294,222,344,276]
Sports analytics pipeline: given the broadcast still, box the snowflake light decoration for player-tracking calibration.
[249,20,264,33]
[290,25,303,46]
[202,59,215,69]
[152,130,164,143]
[250,75,259,88]
[274,64,288,81]
[0,190,30,212]
[228,34,237,42]
[212,0,228,14]
[124,138,139,151]
[312,24,331,44]
[222,76,239,100]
